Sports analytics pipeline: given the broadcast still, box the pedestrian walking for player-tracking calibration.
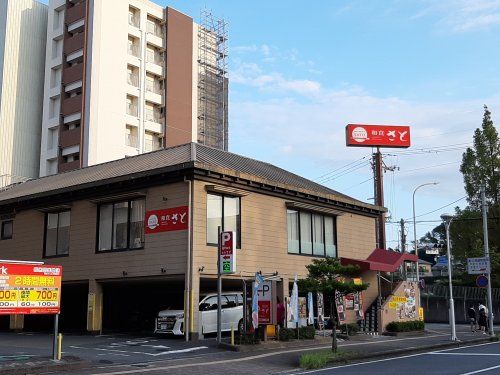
[467,305,477,332]
[478,305,487,334]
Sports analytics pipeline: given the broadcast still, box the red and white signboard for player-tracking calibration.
[0,263,62,315]
[219,231,236,274]
[346,124,411,148]
[145,206,188,234]
[258,281,272,324]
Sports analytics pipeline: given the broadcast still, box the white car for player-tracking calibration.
[155,292,244,335]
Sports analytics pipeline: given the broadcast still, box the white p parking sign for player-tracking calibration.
[219,231,236,274]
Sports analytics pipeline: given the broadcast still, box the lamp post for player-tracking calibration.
[441,213,458,341]
[412,182,439,282]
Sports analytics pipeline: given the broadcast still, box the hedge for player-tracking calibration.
[340,323,359,335]
[278,326,316,341]
[385,320,424,332]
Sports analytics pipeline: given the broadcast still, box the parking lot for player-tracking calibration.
[0,332,221,366]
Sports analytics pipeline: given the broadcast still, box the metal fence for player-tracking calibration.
[422,284,500,324]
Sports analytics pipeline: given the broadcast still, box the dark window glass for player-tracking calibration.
[97,198,145,252]
[44,211,70,257]
[206,193,241,248]
[1,221,13,240]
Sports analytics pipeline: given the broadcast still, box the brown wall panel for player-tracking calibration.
[62,63,83,85]
[66,1,86,25]
[60,127,82,148]
[61,94,83,116]
[63,32,84,55]
[165,8,193,148]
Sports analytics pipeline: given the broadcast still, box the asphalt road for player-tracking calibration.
[298,341,500,375]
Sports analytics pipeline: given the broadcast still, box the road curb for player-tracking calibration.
[0,357,89,375]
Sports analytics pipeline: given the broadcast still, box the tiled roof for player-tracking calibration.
[0,143,376,210]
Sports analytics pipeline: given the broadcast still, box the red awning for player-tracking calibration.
[340,248,418,273]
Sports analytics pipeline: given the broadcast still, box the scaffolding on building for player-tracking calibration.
[197,9,228,151]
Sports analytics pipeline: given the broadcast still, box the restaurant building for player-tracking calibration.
[0,143,390,337]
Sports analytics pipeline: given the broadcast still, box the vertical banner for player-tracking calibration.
[252,273,264,329]
[335,291,346,324]
[307,292,314,326]
[289,276,299,325]
[317,292,325,330]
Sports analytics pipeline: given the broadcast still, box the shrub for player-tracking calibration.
[278,326,315,341]
[340,323,359,335]
[385,320,424,332]
[235,333,260,345]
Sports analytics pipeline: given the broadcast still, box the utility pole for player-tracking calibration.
[481,184,494,336]
[373,148,385,249]
[400,218,406,253]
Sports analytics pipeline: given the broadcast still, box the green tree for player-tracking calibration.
[297,258,368,352]
[460,105,500,208]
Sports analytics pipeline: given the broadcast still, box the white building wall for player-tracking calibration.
[85,0,165,166]
[0,0,47,186]
[40,0,64,177]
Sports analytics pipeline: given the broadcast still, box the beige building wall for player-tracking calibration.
[0,0,47,186]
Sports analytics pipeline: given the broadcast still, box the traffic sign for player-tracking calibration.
[219,231,236,274]
[476,275,489,288]
[467,257,490,275]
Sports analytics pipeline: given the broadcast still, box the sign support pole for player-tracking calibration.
[373,147,386,249]
[217,226,222,345]
[481,184,494,336]
[52,313,59,361]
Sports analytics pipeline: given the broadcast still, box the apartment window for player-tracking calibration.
[50,67,61,89]
[63,153,79,163]
[97,199,145,252]
[206,193,241,248]
[144,131,162,152]
[147,16,163,37]
[146,45,162,64]
[287,209,337,257]
[1,221,13,240]
[126,95,138,117]
[49,98,60,119]
[128,36,140,57]
[127,65,139,87]
[128,7,140,28]
[44,211,70,257]
[125,125,138,148]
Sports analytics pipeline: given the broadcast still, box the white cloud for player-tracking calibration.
[417,0,500,32]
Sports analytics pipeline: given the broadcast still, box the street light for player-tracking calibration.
[412,182,439,283]
[441,213,458,341]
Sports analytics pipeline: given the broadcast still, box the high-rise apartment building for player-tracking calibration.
[0,0,47,187]
[40,0,228,177]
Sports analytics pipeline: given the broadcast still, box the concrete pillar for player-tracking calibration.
[282,277,289,299]
[9,314,24,332]
[87,279,103,334]
[190,273,201,340]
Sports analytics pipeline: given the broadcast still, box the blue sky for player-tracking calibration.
[47,0,500,248]
[166,0,499,248]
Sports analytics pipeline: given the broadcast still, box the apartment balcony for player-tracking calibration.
[59,127,81,148]
[147,22,163,38]
[66,1,86,25]
[46,116,60,129]
[58,159,80,173]
[145,91,163,106]
[128,14,140,28]
[144,139,162,153]
[145,110,163,124]
[146,25,163,48]
[53,22,64,40]
[127,74,139,87]
[61,94,82,116]
[128,44,140,58]
[125,133,138,148]
[50,54,63,69]
[145,59,164,76]
[63,63,83,85]
[145,120,163,134]
[68,19,85,34]
[64,32,85,55]
[126,104,138,118]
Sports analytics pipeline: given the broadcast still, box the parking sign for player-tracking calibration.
[219,231,236,274]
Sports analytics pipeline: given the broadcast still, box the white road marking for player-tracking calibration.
[429,353,500,356]
[460,364,500,375]
[98,353,131,357]
[69,345,208,357]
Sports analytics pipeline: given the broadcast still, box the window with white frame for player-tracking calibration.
[206,193,241,248]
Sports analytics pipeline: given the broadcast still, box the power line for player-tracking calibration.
[405,196,467,221]
[314,155,369,181]
[397,161,461,174]
[318,161,371,183]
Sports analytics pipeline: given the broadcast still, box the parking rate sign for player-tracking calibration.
[219,231,236,274]
[0,263,62,315]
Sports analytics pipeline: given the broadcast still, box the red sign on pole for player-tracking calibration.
[346,124,411,148]
[0,263,62,315]
[145,206,188,234]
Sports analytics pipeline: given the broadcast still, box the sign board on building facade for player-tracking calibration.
[0,263,62,315]
[219,231,236,274]
[346,124,411,148]
[257,281,272,324]
[426,248,440,255]
[467,257,491,275]
[144,206,188,234]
